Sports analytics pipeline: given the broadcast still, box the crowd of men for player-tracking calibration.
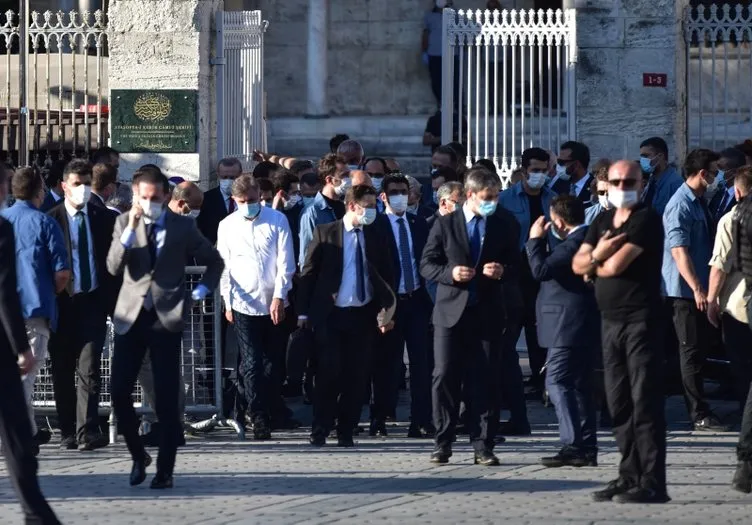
[5,133,752,522]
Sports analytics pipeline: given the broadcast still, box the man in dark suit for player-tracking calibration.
[108,168,224,489]
[298,184,396,447]
[371,174,434,438]
[526,194,599,467]
[40,159,66,212]
[420,167,517,466]
[550,141,594,206]
[47,159,117,451]
[89,162,120,218]
[197,157,243,245]
[0,173,61,525]
[709,147,746,224]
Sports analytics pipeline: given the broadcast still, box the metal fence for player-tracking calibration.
[215,10,268,171]
[441,8,576,185]
[0,6,108,166]
[685,3,752,150]
[31,267,242,443]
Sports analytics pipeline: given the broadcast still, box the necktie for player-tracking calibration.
[146,223,157,267]
[470,216,482,265]
[228,198,236,213]
[570,183,578,197]
[354,228,366,302]
[397,218,416,293]
[75,212,91,292]
[717,191,731,221]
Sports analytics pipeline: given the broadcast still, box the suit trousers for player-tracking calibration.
[433,305,500,452]
[721,313,752,408]
[0,348,60,524]
[312,305,375,438]
[233,311,285,426]
[370,292,432,426]
[545,346,597,451]
[518,271,547,386]
[48,291,108,440]
[602,316,667,491]
[112,308,182,477]
[498,283,530,426]
[670,298,711,422]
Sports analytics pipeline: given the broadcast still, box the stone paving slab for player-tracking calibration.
[0,396,749,524]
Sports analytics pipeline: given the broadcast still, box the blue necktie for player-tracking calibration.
[75,212,91,292]
[717,191,731,221]
[397,218,415,292]
[470,216,482,265]
[354,228,366,302]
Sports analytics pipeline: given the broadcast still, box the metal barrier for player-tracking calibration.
[31,266,244,442]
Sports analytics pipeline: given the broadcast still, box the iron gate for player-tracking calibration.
[441,8,577,185]
[0,4,108,166]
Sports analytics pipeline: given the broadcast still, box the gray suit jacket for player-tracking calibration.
[106,211,224,335]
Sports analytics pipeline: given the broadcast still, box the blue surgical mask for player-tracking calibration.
[372,177,383,192]
[432,191,439,205]
[640,156,656,174]
[302,196,316,207]
[477,199,497,217]
[359,207,377,226]
[407,203,419,215]
[240,202,261,219]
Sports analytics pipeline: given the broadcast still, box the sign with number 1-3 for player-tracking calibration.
[643,73,667,87]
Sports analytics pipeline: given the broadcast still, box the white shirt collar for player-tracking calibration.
[568,224,587,235]
[573,172,590,194]
[64,200,87,218]
[462,202,478,224]
[386,209,407,223]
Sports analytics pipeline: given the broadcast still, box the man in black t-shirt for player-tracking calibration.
[573,160,669,505]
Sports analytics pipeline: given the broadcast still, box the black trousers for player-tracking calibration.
[0,348,60,524]
[602,316,666,491]
[498,283,530,425]
[737,302,752,460]
[670,298,711,421]
[48,291,108,440]
[433,305,500,452]
[312,305,376,438]
[112,308,182,477]
[722,313,752,408]
[428,55,461,110]
[370,292,432,426]
[518,272,547,387]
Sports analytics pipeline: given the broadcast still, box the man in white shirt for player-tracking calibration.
[217,174,295,440]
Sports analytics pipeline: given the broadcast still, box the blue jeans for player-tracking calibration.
[545,346,597,451]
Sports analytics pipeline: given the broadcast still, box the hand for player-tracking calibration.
[270,298,286,326]
[529,216,549,239]
[452,265,475,283]
[17,350,36,375]
[707,300,721,327]
[297,317,309,330]
[482,262,504,280]
[379,320,395,333]
[694,286,709,312]
[591,230,627,262]
[225,309,234,324]
[128,202,143,230]
[272,190,286,210]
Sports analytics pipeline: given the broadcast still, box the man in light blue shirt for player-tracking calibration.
[639,136,684,215]
[662,148,727,432]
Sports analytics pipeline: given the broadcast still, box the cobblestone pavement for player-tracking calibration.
[0,394,748,525]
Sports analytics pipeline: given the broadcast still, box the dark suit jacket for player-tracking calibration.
[0,218,29,358]
[196,187,229,246]
[297,220,397,329]
[551,173,594,206]
[374,213,429,291]
[47,201,118,312]
[709,187,736,223]
[525,227,599,348]
[426,211,441,231]
[420,208,518,329]
[40,190,62,212]
[89,191,120,218]
[283,202,303,266]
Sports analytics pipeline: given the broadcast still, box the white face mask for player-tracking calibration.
[527,172,547,189]
[285,194,302,210]
[187,209,200,219]
[140,199,164,222]
[389,195,409,214]
[608,189,639,209]
[334,178,351,198]
[598,194,610,209]
[69,184,92,207]
[219,179,234,196]
[556,163,571,182]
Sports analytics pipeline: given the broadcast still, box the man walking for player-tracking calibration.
[421,168,517,466]
[108,168,223,489]
[527,195,598,467]
[218,174,295,440]
[573,160,668,504]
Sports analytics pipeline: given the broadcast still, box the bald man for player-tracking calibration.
[350,170,372,187]
[169,182,204,218]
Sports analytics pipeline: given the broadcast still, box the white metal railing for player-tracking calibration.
[215,10,268,170]
[441,8,576,185]
[0,6,108,166]
[685,4,752,150]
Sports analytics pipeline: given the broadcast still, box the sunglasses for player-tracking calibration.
[608,179,639,189]
[596,189,608,196]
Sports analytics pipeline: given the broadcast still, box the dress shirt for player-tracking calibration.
[709,205,747,323]
[64,200,98,294]
[120,210,169,309]
[386,210,421,294]
[50,190,63,203]
[336,215,373,307]
[499,181,555,250]
[642,165,684,216]
[223,193,234,213]
[217,206,295,316]
[298,192,340,269]
[584,202,606,225]
[1,200,68,330]
[463,202,486,247]
[571,173,590,198]
[661,183,713,299]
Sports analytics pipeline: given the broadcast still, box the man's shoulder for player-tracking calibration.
[46,200,65,218]
[317,219,342,233]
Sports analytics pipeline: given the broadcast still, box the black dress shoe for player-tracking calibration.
[407,424,435,439]
[430,447,452,464]
[309,434,326,447]
[592,478,634,502]
[337,435,354,447]
[34,429,52,446]
[493,435,506,445]
[369,420,387,437]
[253,424,272,441]
[541,447,596,468]
[613,487,670,504]
[59,435,77,450]
[473,450,500,466]
[150,473,173,489]
[497,421,532,436]
[129,453,152,486]
[732,461,752,493]
[78,434,109,451]
[694,415,730,432]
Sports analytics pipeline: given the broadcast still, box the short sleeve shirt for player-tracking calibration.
[584,204,664,321]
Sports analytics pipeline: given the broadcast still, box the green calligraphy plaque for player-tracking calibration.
[110,90,198,153]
